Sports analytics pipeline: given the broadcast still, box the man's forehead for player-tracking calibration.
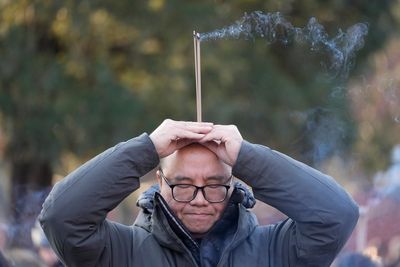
[160,143,225,168]
[160,143,232,182]
[174,143,216,159]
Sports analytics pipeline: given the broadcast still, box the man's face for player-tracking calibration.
[158,144,232,237]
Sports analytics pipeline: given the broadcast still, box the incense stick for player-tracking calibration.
[193,31,202,122]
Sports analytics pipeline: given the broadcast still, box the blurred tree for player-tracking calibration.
[349,37,400,175]
[0,1,145,247]
[0,0,396,247]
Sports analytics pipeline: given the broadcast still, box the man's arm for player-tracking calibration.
[39,119,213,266]
[39,134,159,266]
[201,125,358,267]
[234,142,359,267]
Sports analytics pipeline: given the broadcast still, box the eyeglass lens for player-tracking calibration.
[173,185,228,202]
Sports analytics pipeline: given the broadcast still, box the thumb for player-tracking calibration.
[201,141,233,165]
[200,141,219,154]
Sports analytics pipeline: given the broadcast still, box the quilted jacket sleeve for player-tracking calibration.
[232,141,359,267]
[38,133,159,267]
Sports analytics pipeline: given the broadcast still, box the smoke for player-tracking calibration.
[3,186,51,248]
[330,86,346,98]
[289,107,349,165]
[383,79,400,124]
[199,11,368,78]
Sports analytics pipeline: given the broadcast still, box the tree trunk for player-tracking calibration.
[9,160,52,248]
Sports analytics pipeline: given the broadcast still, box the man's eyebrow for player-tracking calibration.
[205,176,230,183]
[172,176,194,183]
[171,175,229,183]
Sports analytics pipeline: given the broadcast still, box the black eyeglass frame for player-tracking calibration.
[158,168,233,203]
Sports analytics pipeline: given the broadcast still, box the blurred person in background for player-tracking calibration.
[5,248,46,267]
[0,222,11,266]
[385,236,400,267]
[0,221,60,267]
[0,222,7,251]
[337,252,379,267]
[31,220,63,267]
[39,119,359,267]
[0,249,10,267]
[374,144,400,192]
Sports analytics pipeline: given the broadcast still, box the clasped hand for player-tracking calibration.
[149,119,243,166]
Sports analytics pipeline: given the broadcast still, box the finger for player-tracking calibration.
[175,130,207,140]
[163,119,214,130]
[182,120,214,126]
[201,141,233,166]
[200,128,225,142]
[176,121,213,128]
[176,122,214,132]
[200,141,219,154]
[183,125,214,134]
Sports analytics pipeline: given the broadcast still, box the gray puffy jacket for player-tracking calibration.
[39,134,359,267]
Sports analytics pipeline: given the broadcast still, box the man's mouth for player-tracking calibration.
[185,213,212,219]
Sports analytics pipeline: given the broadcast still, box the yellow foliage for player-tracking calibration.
[51,7,70,39]
[148,0,165,12]
[89,9,139,46]
[140,38,161,55]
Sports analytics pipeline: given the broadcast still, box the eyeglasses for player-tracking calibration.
[159,168,232,203]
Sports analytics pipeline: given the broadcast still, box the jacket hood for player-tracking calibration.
[135,181,258,266]
[136,181,256,213]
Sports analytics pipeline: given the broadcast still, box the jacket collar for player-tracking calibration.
[134,182,258,257]
[135,182,256,214]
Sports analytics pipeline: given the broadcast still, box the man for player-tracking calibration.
[39,119,359,267]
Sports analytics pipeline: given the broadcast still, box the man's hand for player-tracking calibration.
[200,125,243,166]
[149,119,213,158]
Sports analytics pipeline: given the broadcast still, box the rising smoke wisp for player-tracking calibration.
[199,11,368,77]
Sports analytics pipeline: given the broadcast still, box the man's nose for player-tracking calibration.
[189,189,208,206]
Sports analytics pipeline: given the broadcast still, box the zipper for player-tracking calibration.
[156,193,200,267]
[156,193,199,250]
